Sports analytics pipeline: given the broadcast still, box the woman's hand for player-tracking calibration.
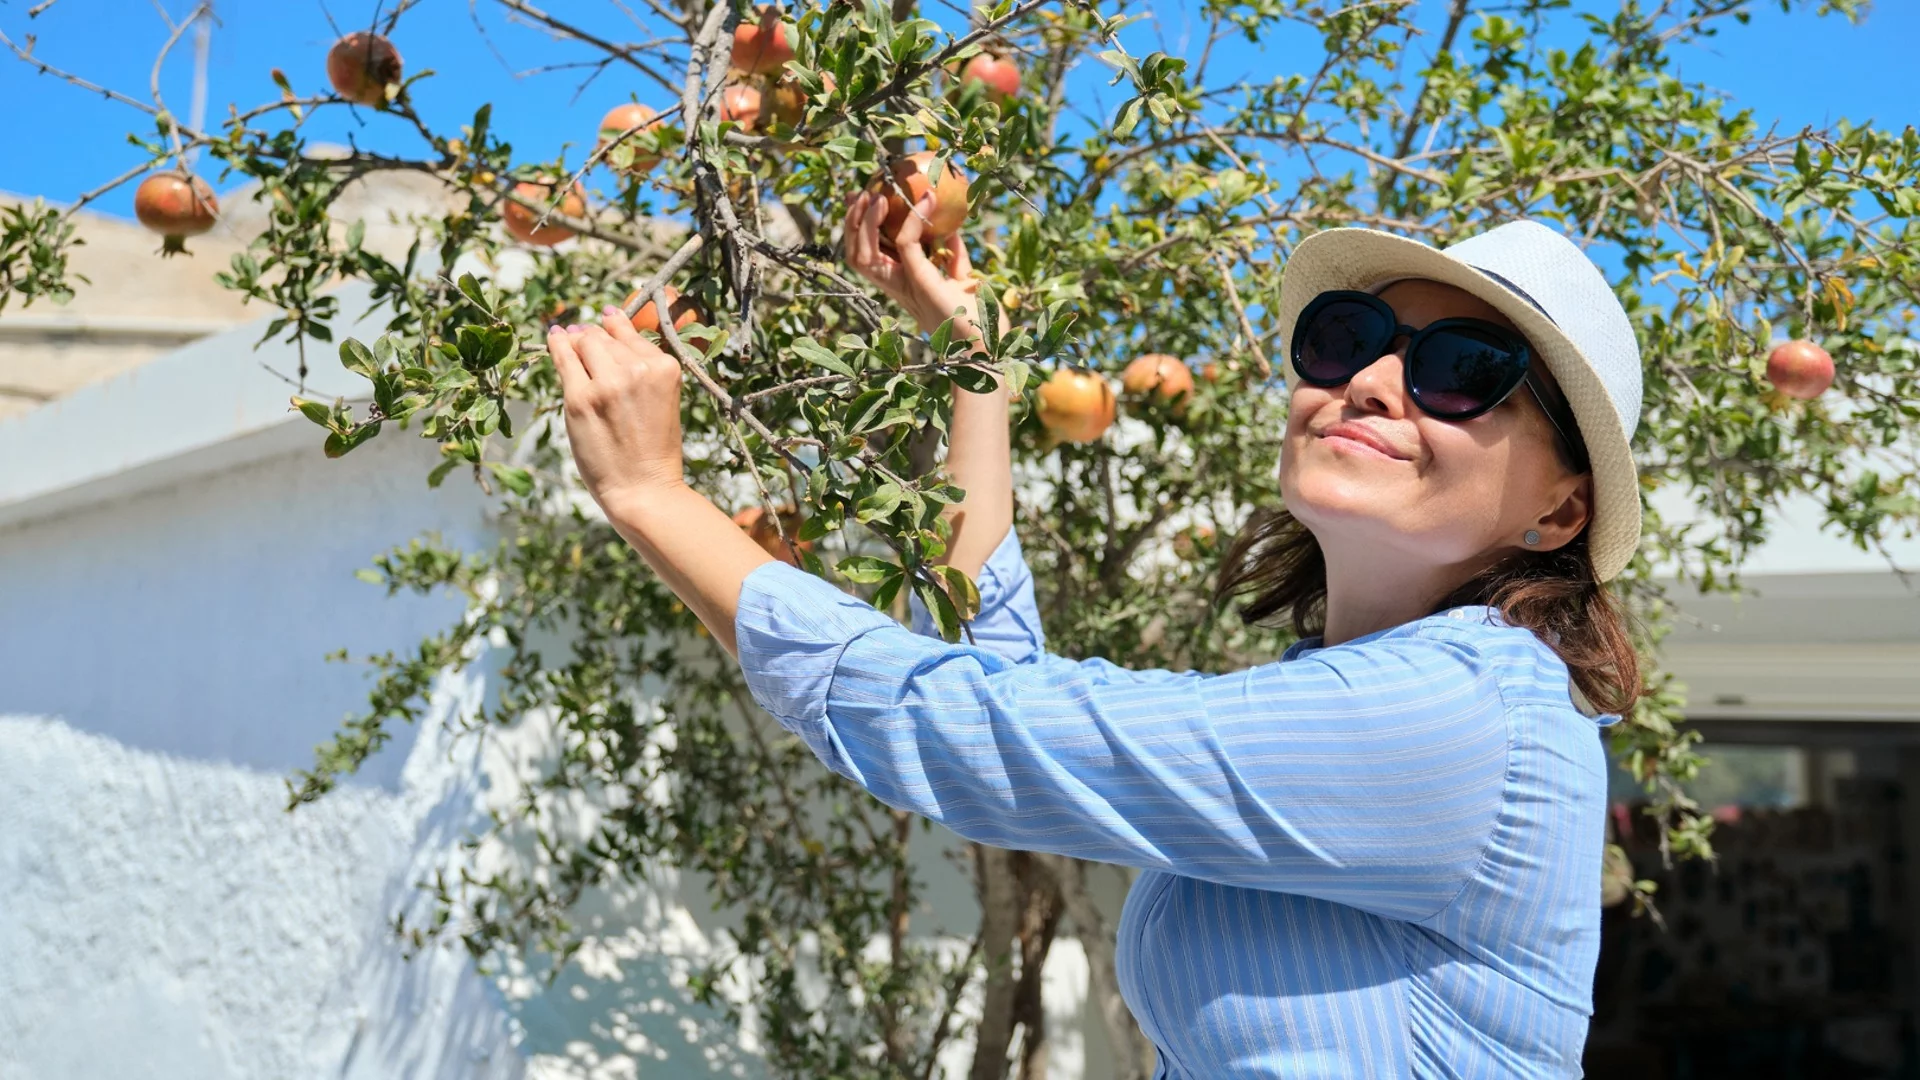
[845,191,1014,579]
[546,307,688,516]
[845,189,990,340]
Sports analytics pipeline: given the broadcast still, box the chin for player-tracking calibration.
[1279,459,1407,535]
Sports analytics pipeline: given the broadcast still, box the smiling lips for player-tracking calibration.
[1318,420,1413,461]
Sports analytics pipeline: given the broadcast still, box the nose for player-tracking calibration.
[1343,339,1409,418]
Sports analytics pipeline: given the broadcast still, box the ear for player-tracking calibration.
[1531,473,1593,552]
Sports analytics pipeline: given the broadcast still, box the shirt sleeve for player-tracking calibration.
[733,562,1511,921]
[906,527,1047,663]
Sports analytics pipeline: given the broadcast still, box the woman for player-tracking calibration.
[545,197,1646,1077]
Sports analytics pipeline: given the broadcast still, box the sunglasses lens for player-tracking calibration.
[1294,299,1392,386]
[1408,326,1527,418]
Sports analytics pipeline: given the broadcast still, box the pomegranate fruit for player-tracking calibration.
[597,103,663,173]
[761,70,834,129]
[133,172,218,256]
[1171,525,1215,560]
[622,285,708,349]
[327,31,403,108]
[1766,339,1834,400]
[734,505,812,566]
[719,84,763,130]
[956,52,1021,103]
[1121,354,1195,402]
[502,180,587,247]
[731,6,793,76]
[870,151,970,244]
[1037,369,1116,444]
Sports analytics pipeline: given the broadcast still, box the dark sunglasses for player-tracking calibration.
[1290,290,1588,471]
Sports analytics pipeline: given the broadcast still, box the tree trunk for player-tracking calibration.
[1011,852,1063,1080]
[969,843,1023,1080]
[1054,855,1154,1080]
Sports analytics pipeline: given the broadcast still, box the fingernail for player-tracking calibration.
[546,324,561,335]
[603,305,623,316]
[568,324,588,334]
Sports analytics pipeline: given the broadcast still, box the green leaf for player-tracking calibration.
[426,458,460,488]
[871,570,906,613]
[457,273,495,315]
[977,281,1002,356]
[836,555,896,584]
[457,324,515,369]
[937,565,982,623]
[353,568,384,585]
[790,337,856,377]
[323,421,381,458]
[911,573,961,641]
[292,396,334,427]
[928,317,955,358]
[951,365,999,394]
[855,482,905,523]
[488,463,534,497]
[846,388,890,432]
[339,338,377,379]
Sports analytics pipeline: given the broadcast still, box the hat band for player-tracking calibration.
[1468,265,1557,326]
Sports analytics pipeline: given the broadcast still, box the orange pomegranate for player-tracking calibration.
[870,151,970,244]
[1765,339,1835,400]
[133,172,219,256]
[731,6,794,76]
[1037,369,1116,444]
[734,505,812,566]
[761,70,835,129]
[719,84,763,130]
[1121,354,1195,402]
[326,31,403,108]
[1171,525,1216,560]
[503,180,587,246]
[955,52,1021,103]
[622,285,707,348]
[597,103,662,173]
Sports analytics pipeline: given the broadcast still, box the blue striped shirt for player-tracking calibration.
[734,529,1610,1078]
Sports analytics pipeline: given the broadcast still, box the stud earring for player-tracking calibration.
[1524,530,1541,546]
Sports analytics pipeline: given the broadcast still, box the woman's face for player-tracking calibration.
[1278,279,1593,576]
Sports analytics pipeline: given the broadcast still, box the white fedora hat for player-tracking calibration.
[1275,220,1644,582]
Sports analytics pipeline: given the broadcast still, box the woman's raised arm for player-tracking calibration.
[844,189,1011,579]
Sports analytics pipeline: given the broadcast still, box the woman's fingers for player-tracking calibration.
[845,192,869,260]
[549,323,594,382]
[601,303,643,344]
[891,192,931,249]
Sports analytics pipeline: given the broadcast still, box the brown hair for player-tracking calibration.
[1214,509,1642,716]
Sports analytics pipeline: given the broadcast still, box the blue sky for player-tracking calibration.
[1,1,1916,219]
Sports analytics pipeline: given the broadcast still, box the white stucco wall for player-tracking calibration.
[0,421,532,1079]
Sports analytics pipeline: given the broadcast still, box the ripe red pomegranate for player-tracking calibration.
[1766,339,1835,400]
[1121,354,1195,402]
[734,505,812,566]
[1037,369,1116,444]
[502,180,587,247]
[133,172,218,256]
[956,52,1021,103]
[622,285,708,349]
[720,84,763,130]
[731,6,793,76]
[327,32,403,108]
[597,103,662,173]
[870,151,970,244]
